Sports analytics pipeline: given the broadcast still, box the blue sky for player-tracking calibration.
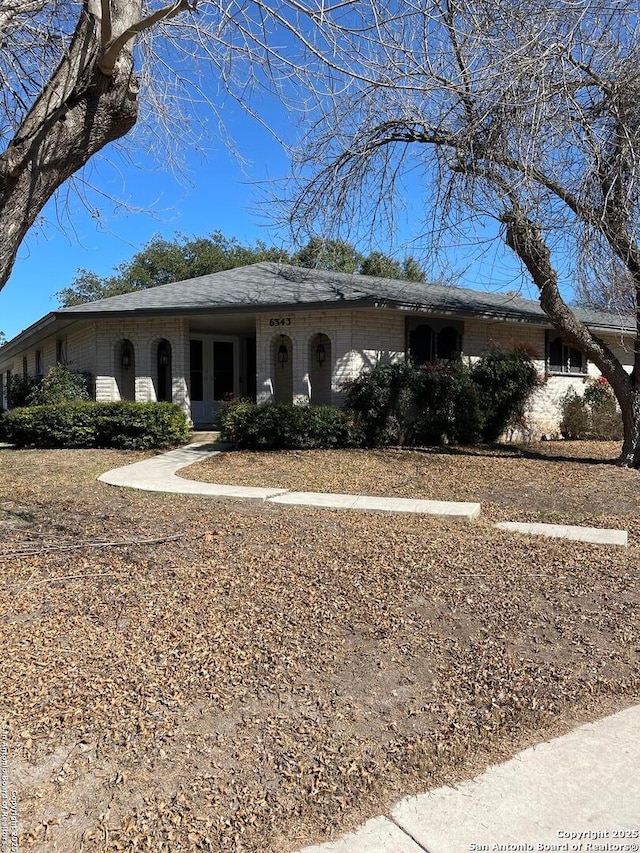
[0,93,532,342]
[0,102,296,340]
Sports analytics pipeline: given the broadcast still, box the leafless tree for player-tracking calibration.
[3,1,640,464]
[0,0,357,295]
[576,262,636,316]
[284,0,640,467]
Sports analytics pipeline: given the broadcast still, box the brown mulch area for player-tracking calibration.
[0,443,639,852]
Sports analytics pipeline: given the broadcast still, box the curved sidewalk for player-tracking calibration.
[98,440,482,521]
[98,441,627,543]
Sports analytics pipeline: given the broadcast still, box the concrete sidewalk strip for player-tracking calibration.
[298,817,425,853]
[271,491,481,520]
[97,443,482,520]
[390,704,640,853]
[495,520,628,547]
[98,463,289,500]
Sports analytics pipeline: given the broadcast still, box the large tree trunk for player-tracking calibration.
[618,390,640,467]
[503,208,640,468]
[0,4,141,290]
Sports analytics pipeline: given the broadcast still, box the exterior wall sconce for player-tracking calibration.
[315,342,326,366]
[121,345,132,369]
[277,338,289,366]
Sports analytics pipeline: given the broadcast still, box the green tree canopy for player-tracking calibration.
[359,251,425,282]
[57,233,427,307]
[290,237,363,273]
[56,232,290,307]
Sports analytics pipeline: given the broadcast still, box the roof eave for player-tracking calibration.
[0,313,71,359]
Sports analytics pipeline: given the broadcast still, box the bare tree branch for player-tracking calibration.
[99,1,197,75]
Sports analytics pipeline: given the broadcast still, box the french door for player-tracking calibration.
[189,335,238,427]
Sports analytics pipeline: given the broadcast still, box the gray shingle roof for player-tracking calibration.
[55,261,634,332]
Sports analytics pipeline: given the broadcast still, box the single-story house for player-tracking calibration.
[0,261,634,436]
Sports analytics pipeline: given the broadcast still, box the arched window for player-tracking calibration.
[273,335,293,404]
[156,339,172,402]
[436,326,460,361]
[115,339,136,401]
[407,319,462,364]
[309,333,332,406]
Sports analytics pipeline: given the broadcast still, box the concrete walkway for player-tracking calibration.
[98,439,628,545]
[496,520,628,548]
[98,440,482,521]
[299,704,640,852]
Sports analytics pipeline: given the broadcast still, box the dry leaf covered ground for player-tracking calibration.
[0,441,639,852]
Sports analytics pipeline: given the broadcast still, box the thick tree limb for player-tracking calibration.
[502,206,634,383]
[0,5,140,288]
[99,1,197,75]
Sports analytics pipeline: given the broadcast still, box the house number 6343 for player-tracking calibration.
[269,317,292,326]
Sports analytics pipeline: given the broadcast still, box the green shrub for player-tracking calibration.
[344,347,539,448]
[9,374,38,408]
[411,362,484,445]
[591,399,623,440]
[2,401,190,449]
[342,362,417,446]
[560,378,623,440]
[94,402,191,449]
[27,364,91,405]
[471,346,542,442]
[219,400,355,450]
[3,403,97,448]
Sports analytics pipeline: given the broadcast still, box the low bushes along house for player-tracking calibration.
[1,262,633,437]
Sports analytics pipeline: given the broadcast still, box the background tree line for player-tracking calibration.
[55,233,427,307]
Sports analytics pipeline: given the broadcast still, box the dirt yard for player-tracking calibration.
[0,441,638,851]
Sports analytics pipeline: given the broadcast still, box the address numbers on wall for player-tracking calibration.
[269,317,292,326]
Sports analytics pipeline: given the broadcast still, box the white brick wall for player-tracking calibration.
[93,317,189,415]
[2,307,636,439]
[256,308,405,405]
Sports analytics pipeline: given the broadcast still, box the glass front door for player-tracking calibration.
[189,335,238,427]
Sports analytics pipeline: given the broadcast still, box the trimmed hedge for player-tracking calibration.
[2,401,191,449]
[220,400,355,450]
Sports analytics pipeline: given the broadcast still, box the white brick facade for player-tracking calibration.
[256,308,405,406]
[1,303,634,439]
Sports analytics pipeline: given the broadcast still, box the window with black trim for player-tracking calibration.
[406,319,463,365]
[56,338,67,365]
[546,333,586,375]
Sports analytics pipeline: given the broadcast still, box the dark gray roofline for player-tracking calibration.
[0,313,74,361]
[47,296,552,327]
[385,299,632,334]
[2,259,635,354]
